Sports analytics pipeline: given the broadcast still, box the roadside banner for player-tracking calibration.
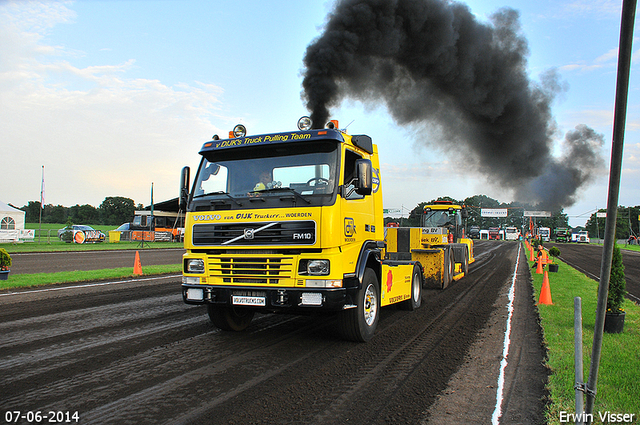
[481,208,507,217]
[523,211,552,217]
[72,230,105,244]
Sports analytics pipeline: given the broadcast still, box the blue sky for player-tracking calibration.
[1,0,638,227]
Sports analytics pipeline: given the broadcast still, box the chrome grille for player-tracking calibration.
[208,256,294,285]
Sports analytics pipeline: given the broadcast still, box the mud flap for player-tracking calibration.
[380,261,415,307]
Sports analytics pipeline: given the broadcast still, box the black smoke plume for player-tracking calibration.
[302,0,604,208]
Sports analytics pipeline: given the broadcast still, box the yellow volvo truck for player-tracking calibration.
[179,118,424,341]
[386,201,475,288]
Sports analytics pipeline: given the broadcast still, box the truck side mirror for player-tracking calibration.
[355,159,372,195]
[179,166,190,210]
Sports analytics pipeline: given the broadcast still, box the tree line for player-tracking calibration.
[585,206,640,240]
[16,194,639,239]
[19,197,141,226]
[385,195,639,240]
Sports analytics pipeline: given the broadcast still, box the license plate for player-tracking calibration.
[232,295,266,306]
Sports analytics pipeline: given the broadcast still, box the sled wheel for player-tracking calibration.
[400,263,422,311]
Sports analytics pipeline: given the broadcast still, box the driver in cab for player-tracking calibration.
[253,171,281,192]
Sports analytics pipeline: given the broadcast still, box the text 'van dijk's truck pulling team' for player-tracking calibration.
[179,117,474,341]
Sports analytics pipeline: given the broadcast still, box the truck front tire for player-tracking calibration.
[338,268,380,342]
[207,305,255,331]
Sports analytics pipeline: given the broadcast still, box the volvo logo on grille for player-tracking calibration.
[243,229,255,240]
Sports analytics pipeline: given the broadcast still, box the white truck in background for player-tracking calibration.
[539,227,551,242]
[504,226,520,241]
[573,230,590,243]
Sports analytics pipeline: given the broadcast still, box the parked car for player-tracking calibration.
[114,223,131,232]
[58,225,106,243]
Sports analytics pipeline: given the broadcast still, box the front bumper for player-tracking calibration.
[182,284,349,312]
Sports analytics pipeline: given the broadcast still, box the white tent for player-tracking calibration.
[0,200,32,242]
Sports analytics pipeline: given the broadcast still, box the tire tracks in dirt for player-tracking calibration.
[0,241,546,424]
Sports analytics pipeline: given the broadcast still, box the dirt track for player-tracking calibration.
[548,242,640,304]
[0,241,547,424]
[8,248,184,275]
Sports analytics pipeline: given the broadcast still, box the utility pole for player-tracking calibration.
[584,0,636,421]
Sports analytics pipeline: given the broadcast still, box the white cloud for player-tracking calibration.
[0,0,76,33]
[559,47,620,73]
[0,1,227,208]
[559,0,621,18]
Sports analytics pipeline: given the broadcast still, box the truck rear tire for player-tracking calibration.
[337,268,380,342]
[399,263,422,311]
[207,305,254,331]
[462,247,469,275]
[443,247,453,289]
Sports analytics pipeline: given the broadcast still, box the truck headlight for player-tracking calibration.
[297,116,313,131]
[307,259,330,275]
[186,258,205,273]
[233,124,246,138]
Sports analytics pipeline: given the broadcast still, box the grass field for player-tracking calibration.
[1,223,182,288]
[2,222,183,253]
[3,240,183,253]
[527,243,639,424]
[0,264,181,291]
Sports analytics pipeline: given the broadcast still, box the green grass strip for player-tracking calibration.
[525,243,640,423]
[1,241,183,253]
[0,264,181,290]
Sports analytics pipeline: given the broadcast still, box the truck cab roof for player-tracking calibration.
[199,128,374,156]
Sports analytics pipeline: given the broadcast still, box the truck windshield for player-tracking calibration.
[191,141,339,208]
[423,210,460,228]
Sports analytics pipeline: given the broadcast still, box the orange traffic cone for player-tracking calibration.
[538,271,553,305]
[535,256,543,274]
[133,251,143,276]
[530,247,534,262]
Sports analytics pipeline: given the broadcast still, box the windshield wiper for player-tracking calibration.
[252,187,311,204]
[193,191,242,206]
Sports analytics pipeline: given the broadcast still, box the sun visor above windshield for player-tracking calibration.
[199,129,346,155]
[351,135,373,154]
